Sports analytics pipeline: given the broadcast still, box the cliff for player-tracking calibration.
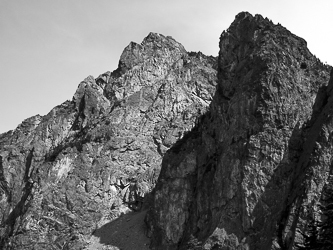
[0,33,217,249]
[146,12,333,249]
[1,11,333,250]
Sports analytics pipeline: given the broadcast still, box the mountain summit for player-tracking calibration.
[146,12,333,250]
[1,12,333,250]
[0,30,216,249]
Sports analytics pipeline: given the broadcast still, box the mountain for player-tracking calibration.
[0,11,332,250]
[0,32,217,249]
[146,12,332,250]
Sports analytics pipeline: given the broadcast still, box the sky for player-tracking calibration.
[0,0,332,133]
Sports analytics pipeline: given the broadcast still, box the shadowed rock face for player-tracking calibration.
[0,32,217,249]
[0,11,332,250]
[146,12,332,250]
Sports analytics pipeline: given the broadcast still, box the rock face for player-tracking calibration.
[1,12,333,250]
[0,33,217,249]
[146,12,333,249]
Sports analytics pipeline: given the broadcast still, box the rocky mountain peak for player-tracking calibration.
[1,11,333,250]
[116,32,186,76]
[0,28,217,249]
[143,32,185,51]
[146,12,332,250]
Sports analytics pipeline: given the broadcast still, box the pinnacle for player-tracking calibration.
[142,31,186,52]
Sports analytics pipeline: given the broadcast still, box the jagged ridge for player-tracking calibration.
[0,32,217,249]
[0,11,332,250]
[146,12,332,250]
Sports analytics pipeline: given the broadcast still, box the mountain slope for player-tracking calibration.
[1,11,333,250]
[0,33,217,249]
[146,12,332,250]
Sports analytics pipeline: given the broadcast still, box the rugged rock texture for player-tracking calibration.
[0,33,217,249]
[1,11,333,250]
[146,12,333,249]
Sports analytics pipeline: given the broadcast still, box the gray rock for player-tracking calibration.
[1,11,333,250]
[0,32,217,249]
[146,12,332,250]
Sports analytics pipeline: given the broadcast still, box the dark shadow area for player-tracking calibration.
[251,80,333,249]
[91,188,154,250]
[249,123,303,249]
[0,156,10,200]
[146,32,333,247]
[92,209,150,250]
[0,148,35,248]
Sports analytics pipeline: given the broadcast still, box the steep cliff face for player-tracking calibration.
[1,11,332,250]
[0,33,217,249]
[146,12,332,249]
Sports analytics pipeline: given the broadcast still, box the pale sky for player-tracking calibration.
[0,0,332,133]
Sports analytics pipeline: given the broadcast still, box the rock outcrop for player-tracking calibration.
[146,12,332,250]
[1,11,333,250]
[0,33,217,249]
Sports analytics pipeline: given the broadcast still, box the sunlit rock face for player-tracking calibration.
[1,11,333,250]
[0,32,217,249]
[146,12,333,250]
